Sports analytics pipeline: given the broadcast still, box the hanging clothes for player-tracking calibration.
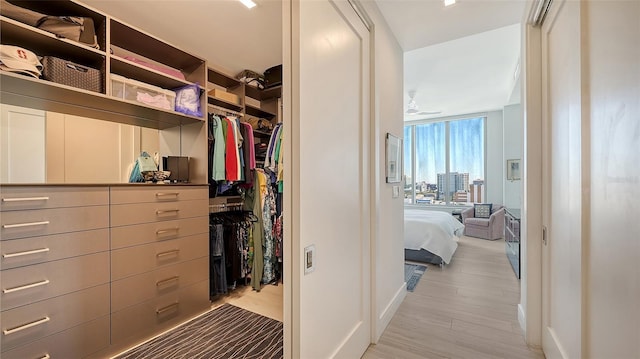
[210,115,226,181]
[224,117,239,181]
[209,222,228,296]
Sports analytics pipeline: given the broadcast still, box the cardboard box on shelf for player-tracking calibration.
[208,88,240,105]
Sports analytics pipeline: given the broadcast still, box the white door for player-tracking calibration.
[0,104,46,183]
[289,0,372,357]
[540,0,584,358]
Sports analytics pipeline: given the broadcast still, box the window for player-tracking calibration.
[404,117,485,206]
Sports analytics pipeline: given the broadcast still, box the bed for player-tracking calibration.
[404,209,465,265]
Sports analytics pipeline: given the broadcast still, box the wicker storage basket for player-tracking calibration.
[41,56,102,93]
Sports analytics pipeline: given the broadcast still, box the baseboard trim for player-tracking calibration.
[544,327,569,359]
[374,283,407,342]
[518,303,526,334]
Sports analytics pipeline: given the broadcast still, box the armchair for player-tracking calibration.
[461,205,505,240]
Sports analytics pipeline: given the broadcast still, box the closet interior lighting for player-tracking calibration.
[444,0,456,6]
[238,0,257,9]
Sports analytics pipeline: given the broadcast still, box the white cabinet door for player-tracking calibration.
[0,104,46,183]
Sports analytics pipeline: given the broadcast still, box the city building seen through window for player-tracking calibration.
[404,117,485,206]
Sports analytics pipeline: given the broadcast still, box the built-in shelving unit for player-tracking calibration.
[0,6,207,129]
[207,67,281,121]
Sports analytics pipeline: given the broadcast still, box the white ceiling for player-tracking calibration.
[81,0,525,120]
[374,0,526,121]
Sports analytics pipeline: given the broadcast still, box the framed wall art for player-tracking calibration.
[507,159,521,181]
[386,133,402,183]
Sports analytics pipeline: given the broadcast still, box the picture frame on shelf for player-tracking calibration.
[507,159,521,181]
[386,132,402,183]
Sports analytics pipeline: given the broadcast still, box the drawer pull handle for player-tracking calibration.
[156,302,179,315]
[156,209,180,215]
[2,197,49,202]
[3,279,50,294]
[3,316,50,335]
[39,354,51,359]
[156,192,179,198]
[156,249,180,258]
[156,275,180,287]
[3,221,50,229]
[156,227,179,236]
[3,247,50,258]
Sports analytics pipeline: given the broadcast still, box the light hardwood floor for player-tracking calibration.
[212,282,284,322]
[209,236,542,359]
[363,236,544,359]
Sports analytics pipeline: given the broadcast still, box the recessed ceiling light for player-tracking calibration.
[444,0,456,7]
[239,0,256,9]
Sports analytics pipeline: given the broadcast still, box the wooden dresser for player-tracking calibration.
[0,185,210,358]
[109,186,209,349]
[0,186,111,359]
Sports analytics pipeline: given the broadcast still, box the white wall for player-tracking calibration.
[485,110,504,205]
[360,1,407,342]
[521,15,544,347]
[503,103,523,209]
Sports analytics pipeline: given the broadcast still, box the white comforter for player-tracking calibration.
[404,209,465,264]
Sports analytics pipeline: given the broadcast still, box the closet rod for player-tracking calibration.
[209,202,244,213]
[208,104,243,117]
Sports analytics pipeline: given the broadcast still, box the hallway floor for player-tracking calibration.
[363,236,544,359]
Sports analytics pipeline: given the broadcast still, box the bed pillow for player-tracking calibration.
[474,203,492,218]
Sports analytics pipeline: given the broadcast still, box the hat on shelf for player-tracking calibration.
[0,44,43,78]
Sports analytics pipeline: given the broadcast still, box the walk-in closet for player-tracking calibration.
[0,0,283,357]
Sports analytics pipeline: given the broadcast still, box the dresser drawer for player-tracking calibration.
[111,280,209,345]
[1,206,109,241]
[110,186,207,204]
[111,233,208,280]
[110,199,208,227]
[1,284,109,351]
[1,229,109,270]
[1,187,108,211]
[111,216,208,250]
[111,256,209,312]
[1,315,109,359]
[1,252,109,310]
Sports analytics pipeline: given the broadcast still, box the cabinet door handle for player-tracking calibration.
[2,196,49,202]
[156,249,180,258]
[3,221,50,229]
[156,192,179,198]
[3,247,50,258]
[156,209,179,215]
[156,302,179,315]
[156,227,179,236]
[3,316,50,335]
[3,279,50,294]
[156,275,180,287]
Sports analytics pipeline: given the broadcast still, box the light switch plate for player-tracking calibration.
[304,245,316,274]
[392,186,400,198]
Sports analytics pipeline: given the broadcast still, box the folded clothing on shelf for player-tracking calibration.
[110,73,175,110]
[0,44,43,78]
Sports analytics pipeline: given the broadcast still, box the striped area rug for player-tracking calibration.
[116,304,283,359]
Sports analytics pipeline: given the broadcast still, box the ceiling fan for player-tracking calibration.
[406,90,441,116]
